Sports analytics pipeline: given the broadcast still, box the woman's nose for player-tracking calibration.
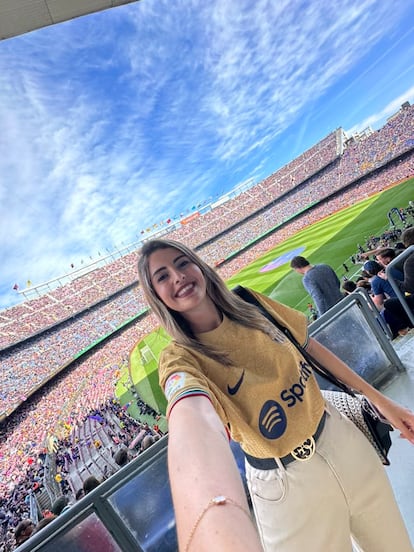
[173,270,185,283]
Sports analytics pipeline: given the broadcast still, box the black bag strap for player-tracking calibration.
[233,285,356,397]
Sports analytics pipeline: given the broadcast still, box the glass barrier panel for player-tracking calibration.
[108,453,177,551]
[310,304,395,388]
[35,512,122,552]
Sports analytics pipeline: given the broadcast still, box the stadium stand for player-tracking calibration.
[2,103,413,347]
[1,102,414,551]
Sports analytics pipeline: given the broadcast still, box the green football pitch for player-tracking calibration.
[119,177,414,417]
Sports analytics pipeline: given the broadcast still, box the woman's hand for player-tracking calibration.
[306,338,414,444]
[372,396,414,444]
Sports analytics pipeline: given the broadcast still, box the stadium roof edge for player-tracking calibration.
[0,0,141,41]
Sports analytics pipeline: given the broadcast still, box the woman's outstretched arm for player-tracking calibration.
[167,395,263,552]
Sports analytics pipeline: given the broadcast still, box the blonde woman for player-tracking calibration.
[138,238,414,552]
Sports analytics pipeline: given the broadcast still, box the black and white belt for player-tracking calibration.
[244,410,327,470]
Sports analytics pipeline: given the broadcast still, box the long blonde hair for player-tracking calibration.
[138,238,282,364]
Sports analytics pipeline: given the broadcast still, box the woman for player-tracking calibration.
[138,238,414,552]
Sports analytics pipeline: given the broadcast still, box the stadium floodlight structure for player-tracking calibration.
[0,0,141,41]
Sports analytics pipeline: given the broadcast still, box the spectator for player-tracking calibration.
[114,448,131,467]
[51,496,71,516]
[140,434,155,452]
[75,488,85,501]
[14,519,35,548]
[375,248,404,282]
[32,514,57,534]
[342,280,357,295]
[363,260,397,310]
[82,476,101,495]
[383,228,414,332]
[290,256,343,316]
[363,260,410,338]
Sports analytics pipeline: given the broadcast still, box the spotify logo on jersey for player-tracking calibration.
[258,400,287,439]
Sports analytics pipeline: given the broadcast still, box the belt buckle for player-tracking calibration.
[291,436,315,461]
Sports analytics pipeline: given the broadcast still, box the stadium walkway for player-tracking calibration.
[383,330,414,544]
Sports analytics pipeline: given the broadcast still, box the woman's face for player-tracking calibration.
[148,247,209,315]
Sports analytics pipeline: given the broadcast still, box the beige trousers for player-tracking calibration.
[246,401,413,552]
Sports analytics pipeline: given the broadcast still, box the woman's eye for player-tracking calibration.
[157,273,168,282]
[178,259,190,268]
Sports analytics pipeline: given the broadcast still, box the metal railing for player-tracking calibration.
[385,245,414,326]
[309,287,405,389]
[15,436,175,552]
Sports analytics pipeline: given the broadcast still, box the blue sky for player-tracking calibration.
[1,0,414,310]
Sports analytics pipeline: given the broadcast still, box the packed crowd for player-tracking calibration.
[0,254,139,349]
[2,103,413,350]
[0,397,163,552]
[1,131,340,350]
[165,130,340,246]
[216,153,414,280]
[6,147,412,422]
[0,305,162,494]
[2,131,414,419]
[0,102,413,550]
[57,398,161,495]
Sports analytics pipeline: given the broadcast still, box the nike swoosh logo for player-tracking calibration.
[227,370,245,395]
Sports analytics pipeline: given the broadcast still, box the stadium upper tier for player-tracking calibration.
[1,103,414,419]
[0,128,340,348]
[2,108,414,350]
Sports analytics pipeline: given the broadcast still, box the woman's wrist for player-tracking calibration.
[185,496,252,552]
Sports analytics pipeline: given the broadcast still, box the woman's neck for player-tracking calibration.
[186,303,223,334]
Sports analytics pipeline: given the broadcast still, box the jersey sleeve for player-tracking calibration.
[159,344,214,419]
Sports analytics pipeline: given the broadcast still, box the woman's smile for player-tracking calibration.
[175,282,196,298]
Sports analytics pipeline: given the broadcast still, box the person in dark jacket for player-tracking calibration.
[382,228,414,333]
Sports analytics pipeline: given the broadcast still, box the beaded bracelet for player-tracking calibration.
[184,495,251,552]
